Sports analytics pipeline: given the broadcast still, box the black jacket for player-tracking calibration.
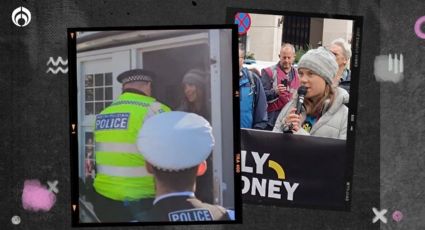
[140,195,232,222]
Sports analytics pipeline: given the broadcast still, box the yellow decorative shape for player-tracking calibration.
[268,160,285,180]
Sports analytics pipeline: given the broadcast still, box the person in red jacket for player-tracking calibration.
[261,43,300,130]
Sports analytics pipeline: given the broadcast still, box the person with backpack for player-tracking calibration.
[239,47,268,129]
[261,43,300,130]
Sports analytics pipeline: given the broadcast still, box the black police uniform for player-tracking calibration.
[142,194,232,222]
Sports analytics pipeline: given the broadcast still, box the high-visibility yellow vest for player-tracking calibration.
[93,91,171,201]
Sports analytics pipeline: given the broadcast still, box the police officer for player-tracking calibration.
[92,69,171,222]
[136,111,235,222]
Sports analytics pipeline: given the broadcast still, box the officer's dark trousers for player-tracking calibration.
[91,192,154,223]
[195,155,214,203]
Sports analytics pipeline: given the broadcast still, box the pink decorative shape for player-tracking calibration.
[414,16,425,39]
[392,210,403,222]
[22,180,56,212]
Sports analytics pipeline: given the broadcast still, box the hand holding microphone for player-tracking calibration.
[295,85,307,114]
[282,86,307,133]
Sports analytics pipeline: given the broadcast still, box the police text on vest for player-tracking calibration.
[95,113,130,130]
[168,209,213,221]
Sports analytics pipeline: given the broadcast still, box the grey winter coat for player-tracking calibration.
[272,87,349,140]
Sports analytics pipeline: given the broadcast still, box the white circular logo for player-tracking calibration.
[11,215,21,225]
[11,6,31,27]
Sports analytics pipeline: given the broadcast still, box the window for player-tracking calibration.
[84,72,113,115]
[282,16,311,50]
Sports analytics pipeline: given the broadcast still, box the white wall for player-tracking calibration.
[322,19,353,47]
[246,14,283,62]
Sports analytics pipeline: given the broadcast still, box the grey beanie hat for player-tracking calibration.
[297,47,338,85]
[182,69,206,87]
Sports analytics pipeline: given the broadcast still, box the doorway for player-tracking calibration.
[141,43,210,111]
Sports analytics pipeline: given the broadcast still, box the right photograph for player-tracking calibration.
[228,8,362,210]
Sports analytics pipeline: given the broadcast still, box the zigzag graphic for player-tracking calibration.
[46,57,68,66]
[46,67,68,74]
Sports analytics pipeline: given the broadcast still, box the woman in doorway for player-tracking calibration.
[177,68,213,203]
[273,47,349,140]
[177,68,210,121]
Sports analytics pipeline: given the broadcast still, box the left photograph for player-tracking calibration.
[68,26,240,226]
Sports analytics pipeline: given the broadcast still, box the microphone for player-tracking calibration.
[296,86,307,115]
[282,86,307,134]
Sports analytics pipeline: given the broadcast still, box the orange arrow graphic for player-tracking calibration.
[71,124,76,134]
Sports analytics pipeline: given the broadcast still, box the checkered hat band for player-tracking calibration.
[122,75,152,83]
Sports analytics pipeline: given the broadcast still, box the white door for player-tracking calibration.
[209,29,235,208]
[77,51,130,180]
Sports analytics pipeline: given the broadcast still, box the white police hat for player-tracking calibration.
[136,111,214,171]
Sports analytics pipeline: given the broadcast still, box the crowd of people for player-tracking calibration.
[240,38,351,140]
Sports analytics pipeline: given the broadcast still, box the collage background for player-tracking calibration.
[0,0,423,229]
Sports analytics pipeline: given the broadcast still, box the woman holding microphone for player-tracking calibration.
[273,47,349,140]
